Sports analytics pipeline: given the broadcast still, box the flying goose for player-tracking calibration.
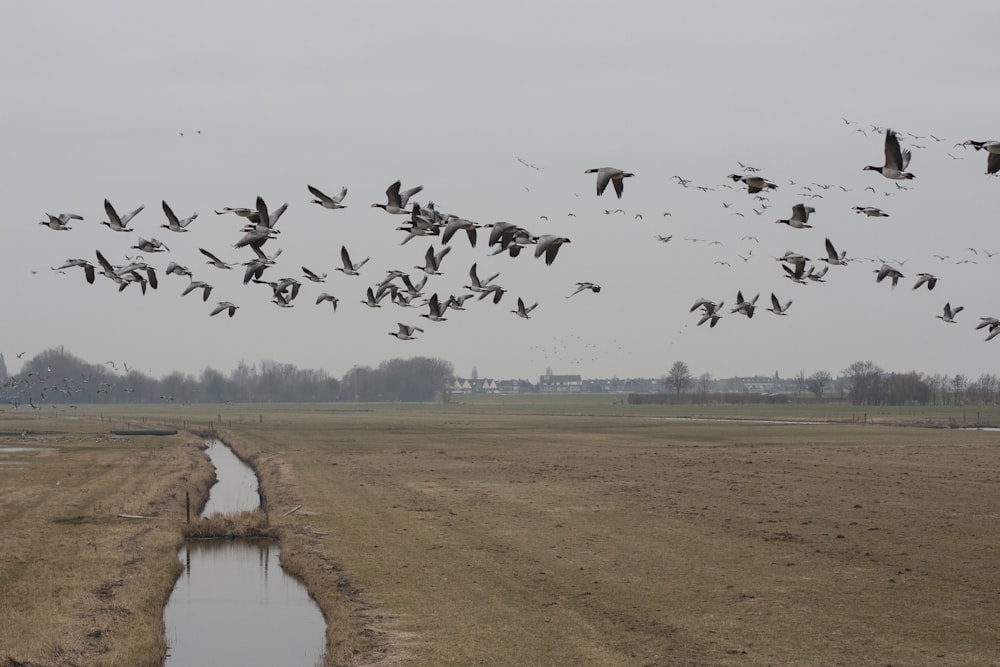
[416,245,452,275]
[161,201,197,231]
[165,261,192,278]
[307,184,348,209]
[181,280,213,302]
[730,291,759,318]
[767,293,792,315]
[101,199,144,232]
[52,258,95,284]
[419,293,450,322]
[200,247,235,269]
[315,293,339,309]
[389,323,424,340]
[567,282,601,298]
[776,204,815,229]
[361,286,390,308]
[584,167,634,198]
[853,206,889,217]
[864,129,915,179]
[336,245,370,276]
[511,297,539,319]
[961,140,1000,175]
[302,266,327,283]
[372,180,423,214]
[936,302,963,323]
[464,262,500,294]
[441,216,482,247]
[209,301,239,318]
[728,174,778,194]
[131,237,170,253]
[806,265,828,282]
[534,235,571,265]
[783,260,808,284]
[39,213,82,230]
[912,273,939,290]
[874,263,904,287]
[821,238,848,265]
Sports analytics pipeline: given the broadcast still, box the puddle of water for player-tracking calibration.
[0,447,56,453]
[200,439,260,516]
[644,416,829,425]
[165,540,325,667]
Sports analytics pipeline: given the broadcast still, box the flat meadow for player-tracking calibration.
[2,398,999,666]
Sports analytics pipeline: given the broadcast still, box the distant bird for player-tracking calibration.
[567,282,601,298]
[534,235,571,265]
[912,273,939,290]
[853,206,889,217]
[656,235,673,243]
[936,302,963,323]
[51,258,95,284]
[315,293,339,309]
[302,266,327,283]
[441,216,482,247]
[307,184,348,209]
[730,291,759,318]
[960,140,1000,175]
[782,260,808,284]
[465,263,500,294]
[864,129,915,179]
[165,261,192,278]
[161,201,197,231]
[181,280,213,302]
[336,245,370,276]
[101,199,144,232]
[209,301,239,317]
[511,297,538,319]
[39,213,82,230]
[200,248,235,269]
[728,174,778,194]
[821,238,848,265]
[806,265,828,282]
[372,180,423,214]
[131,237,170,253]
[767,293,792,315]
[420,293,450,322]
[584,167,634,198]
[776,204,815,229]
[361,286,390,308]
[416,245,452,275]
[389,323,423,340]
[874,263,904,287]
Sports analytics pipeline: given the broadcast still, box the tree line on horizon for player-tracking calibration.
[1,348,453,405]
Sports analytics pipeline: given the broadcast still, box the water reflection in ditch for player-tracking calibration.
[164,541,325,667]
[164,438,326,666]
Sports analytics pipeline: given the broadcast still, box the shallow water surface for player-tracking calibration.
[200,439,260,516]
[164,541,325,667]
[164,439,326,666]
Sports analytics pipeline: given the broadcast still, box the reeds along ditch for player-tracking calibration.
[182,510,279,539]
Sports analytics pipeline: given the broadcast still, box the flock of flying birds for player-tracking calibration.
[39,175,588,343]
[32,125,1000,364]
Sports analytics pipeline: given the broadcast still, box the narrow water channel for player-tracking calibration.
[164,439,326,666]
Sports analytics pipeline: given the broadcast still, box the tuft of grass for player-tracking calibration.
[182,510,277,540]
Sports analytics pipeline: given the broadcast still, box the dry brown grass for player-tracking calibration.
[0,411,213,667]
[221,405,1000,667]
[4,403,1000,666]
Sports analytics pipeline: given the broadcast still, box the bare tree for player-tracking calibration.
[807,371,832,399]
[667,361,692,396]
[794,370,807,396]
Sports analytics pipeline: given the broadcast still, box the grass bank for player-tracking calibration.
[0,411,214,667]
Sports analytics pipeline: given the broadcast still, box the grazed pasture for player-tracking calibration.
[2,401,999,666]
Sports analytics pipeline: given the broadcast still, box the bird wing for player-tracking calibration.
[595,169,612,196]
[307,184,331,203]
[884,130,904,171]
[385,181,403,208]
[612,174,625,198]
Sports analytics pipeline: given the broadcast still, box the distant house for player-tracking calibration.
[496,379,534,393]
[451,378,473,394]
[538,374,582,393]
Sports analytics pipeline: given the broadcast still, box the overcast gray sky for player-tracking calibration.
[5,1,999,383]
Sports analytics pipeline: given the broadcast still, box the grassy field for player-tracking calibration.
[2,400,1000,666]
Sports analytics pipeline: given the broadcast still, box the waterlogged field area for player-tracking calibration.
[2,399,999,666]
